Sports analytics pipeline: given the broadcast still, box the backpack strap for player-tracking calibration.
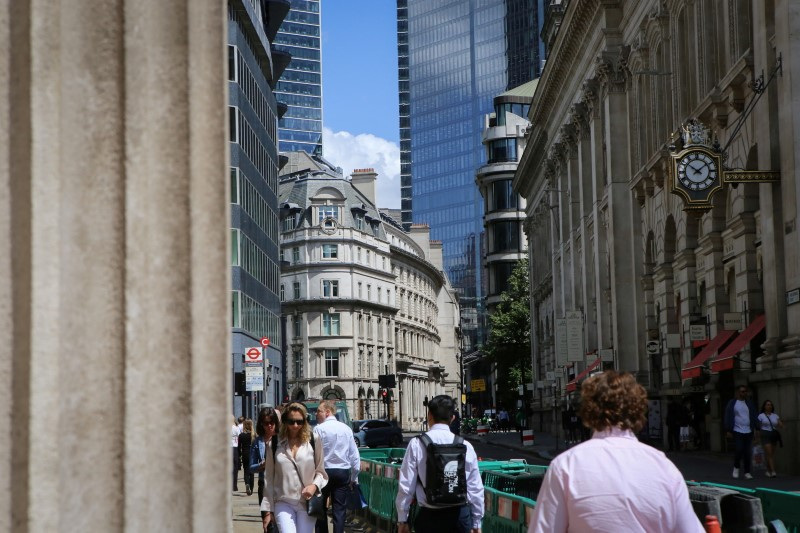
[416,433,433,490]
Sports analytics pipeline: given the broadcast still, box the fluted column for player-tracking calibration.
[0,1,229,531]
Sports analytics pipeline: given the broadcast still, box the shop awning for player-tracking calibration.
[711,314,766,373]
[566,357,602,393]
[681,329,737,380]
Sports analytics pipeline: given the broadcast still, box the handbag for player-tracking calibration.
[289,440,326,519]
[767,415,783,448]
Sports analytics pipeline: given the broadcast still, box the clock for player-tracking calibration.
[676,150,718,191]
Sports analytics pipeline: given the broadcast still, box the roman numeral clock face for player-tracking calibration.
[677,151,717,190]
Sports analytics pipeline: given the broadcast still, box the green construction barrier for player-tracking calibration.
[755,488,800,532]
[367,460,402,521]
[483,487,536,533]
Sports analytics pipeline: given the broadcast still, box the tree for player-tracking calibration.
[483,259,531,409]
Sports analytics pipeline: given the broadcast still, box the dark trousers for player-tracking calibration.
[232,449,241,490]
[414,505,470,533]
[733,431,754,473]
[667,425,680,451]
[316,468,350,533]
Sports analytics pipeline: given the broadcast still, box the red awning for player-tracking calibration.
[711,314,766,373]
[681,329,737,380]
[566,357,602,392]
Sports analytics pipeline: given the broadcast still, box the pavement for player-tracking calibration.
[461,429,800,492]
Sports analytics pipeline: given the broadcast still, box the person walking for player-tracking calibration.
[723,384,759,479]
[239,418,256,495]
[450,405,462,436]
[232,415,242,491]
[528,371,703,533]
[665,400,681,452]
[497,408,510,433]
[313,400,360,533]
[250,408,281,524]
[395,395,484,533]
[261,402,328,533]
[757,400,784,477]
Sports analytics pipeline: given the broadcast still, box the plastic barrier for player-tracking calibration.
[755,488,800,533]
[482,470,546,501]
[483,486,536,533]
[687,484,767,533]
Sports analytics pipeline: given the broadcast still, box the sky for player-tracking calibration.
[320,1,401,209]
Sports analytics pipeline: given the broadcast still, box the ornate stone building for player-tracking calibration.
[516,0,800,474]
[279,155,460,430]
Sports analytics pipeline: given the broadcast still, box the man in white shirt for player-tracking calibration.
[723,385,759,479]
[313,400,360,533]
[396,395,483,533]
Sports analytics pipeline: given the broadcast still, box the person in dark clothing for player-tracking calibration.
[723,385,759,479]
[450,406,461,435]
[238,418,255,495]
[666,400,682,452]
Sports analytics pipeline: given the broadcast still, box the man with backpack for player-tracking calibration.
[395,395,484,533]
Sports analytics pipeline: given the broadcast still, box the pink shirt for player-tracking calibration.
[528,428,703,533]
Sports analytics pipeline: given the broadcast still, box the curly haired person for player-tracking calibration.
[528,371,703,533]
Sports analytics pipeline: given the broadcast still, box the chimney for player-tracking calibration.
[351,168,378,206]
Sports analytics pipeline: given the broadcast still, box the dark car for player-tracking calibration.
[351,419,403,448]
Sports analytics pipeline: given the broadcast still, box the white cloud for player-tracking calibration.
[322,127,401,209]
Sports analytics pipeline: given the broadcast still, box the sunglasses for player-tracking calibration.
[262,421,276,426]
[286,419,305,426]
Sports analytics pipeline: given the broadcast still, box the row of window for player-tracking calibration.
[281,104,322,120]
[231,291,280,344]
[485,179,519,212]
[487,138,518,163]
[229,109,276,188]
[231,229,279,294]
[228,46,276,140]
[231,167,279,242]
[280,278,394,305]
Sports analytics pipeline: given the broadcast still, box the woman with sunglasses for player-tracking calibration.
[261,402,328,533]
[251,407,281,513]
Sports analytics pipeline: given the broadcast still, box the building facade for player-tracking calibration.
[397,0,545,353]
[229,0,290,418]
[279,156,460,430]
[516,0,800,475]
[274,0,323,155]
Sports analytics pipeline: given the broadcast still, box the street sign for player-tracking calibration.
[555,318,568,367]
[646,341,660,355]
[689,325,707,341]
[245,347,263,363]
[566,311,584,362]
[724,313,742,331]
[598,349,614,362]
[545,371,555,381]
[245,366,264,391]
[260,337,270,347]
[470,378,486,392]
[461,394,467,404]
[666,333,681,349]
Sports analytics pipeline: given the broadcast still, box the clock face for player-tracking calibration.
[677,151,718,190]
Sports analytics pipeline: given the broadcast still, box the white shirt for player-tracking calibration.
[260,437,329,512]
[733,400,751,433]
[313,415,361,482]
[528,427,703,533]
[395,423,484,529]
[757,412,780,432]
[231,424,241,447]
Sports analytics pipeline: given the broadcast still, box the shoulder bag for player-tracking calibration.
[767,415,783,448]
[290,436,325,519]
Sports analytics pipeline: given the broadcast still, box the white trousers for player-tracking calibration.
[274,500,317,533]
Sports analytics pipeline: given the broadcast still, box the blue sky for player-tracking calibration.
[320,1,401,208]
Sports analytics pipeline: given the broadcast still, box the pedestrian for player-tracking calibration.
[250,408,281,523]
[498,408,510,432]
[723,384,759,479]
[665,400,681,452]
[232,415,242,492]
[450,404,461,435]
[757,400,784,477]
[261,402,328,533]
[528,371,703,533]
[679,400,691,451]
[239,418,256,495]
[565,406,579,444]
[313,400,360,533]
[395,395,484,533]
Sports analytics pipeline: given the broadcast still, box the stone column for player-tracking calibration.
[0,1,229,531]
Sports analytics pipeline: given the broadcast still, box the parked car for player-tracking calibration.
[351,419,403,448]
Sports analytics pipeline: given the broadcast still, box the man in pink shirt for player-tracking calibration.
[528,371,703,533]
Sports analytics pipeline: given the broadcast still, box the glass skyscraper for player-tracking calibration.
[274,0,323,156]
[396,0,543,351]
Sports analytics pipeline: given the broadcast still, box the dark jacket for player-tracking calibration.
[238,431,253,472]
[723,398,758,433]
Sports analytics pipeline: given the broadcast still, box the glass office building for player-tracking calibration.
[228,0,288,418]
[274,0,323,156]
[396,0,543,351]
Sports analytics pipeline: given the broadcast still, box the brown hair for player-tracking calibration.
[256,407,281,438]
[578,370,648,433]
[318,400,336,417]
[279,402,312,443]
[243,418,254,435]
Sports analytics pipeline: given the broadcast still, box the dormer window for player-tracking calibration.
[282,215,296,232]
[354,213,365,231]
[318,205,340,227]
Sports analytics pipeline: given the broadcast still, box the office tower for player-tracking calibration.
[397,0,543,351]
[274,0,323,156]
[228,0,290,417]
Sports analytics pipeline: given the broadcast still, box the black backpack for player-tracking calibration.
[417,433,467,506]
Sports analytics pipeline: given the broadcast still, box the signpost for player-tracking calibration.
[566,311,583,362]
[646,340,660,355]
[260,337,270,347]
[555,318,568,366]
[245,347,263,363]
[470,378,486,392]
[245,366,264,391]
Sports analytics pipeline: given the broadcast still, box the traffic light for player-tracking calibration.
[381,388,389,404]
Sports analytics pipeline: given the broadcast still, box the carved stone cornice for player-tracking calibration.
[569,103,590,140]
[595,46,630,94]
[558,124,578,158]
[581,79,600,119]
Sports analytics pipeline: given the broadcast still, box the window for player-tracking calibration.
[318,205,340,226]
[323,280,339,297]
[231,229,240,266]
[292,247,300,263]
[280,284,285,301]
[324,349,339,377]
[357,247,362,262]
[293,351,302,379]
[358,282,363,298]
[366,250,371,266]
[489,180,518,211]
[367,285,372,300]
[490,221,520,253]
[322,313,340,336]
[488,138,517,163]
[293,282,300,299]
[354,213,364,230]
[382,257,386,270]
[377,287,382,303]
[322,244,338,259]
[282,216,296,232]
[293,315,302,338]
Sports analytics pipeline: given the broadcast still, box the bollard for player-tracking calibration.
[477,425,489,436]
[522,430,535,446]
[705,515,721,533]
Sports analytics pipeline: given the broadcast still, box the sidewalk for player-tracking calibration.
[464,430,800,492]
